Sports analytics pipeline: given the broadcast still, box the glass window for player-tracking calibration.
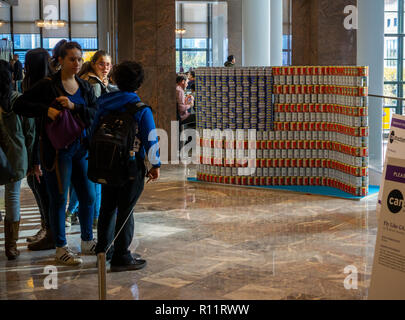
[283,0,292,66]
[0,7,10,18]
[0,6,10,31]
[384,83,398,106]
[283,52,289,66]
[13,0,40,22]
[182,39,207,49]
[176,1,228,70]
[71,23,97,38]
[42,0,69,21]
[13,34,40,49]
[43,37,67,50]
[182,51,207,71]
[70,0,97,22]
[385,12,398,34]
[384,59,397,81]
[385,37,398,59]
[183,3,208,23]
[386,0,398,11]
[0,34,12,41]
[3,0,98,56]
[384,0,404,118]
[71,38,98,50]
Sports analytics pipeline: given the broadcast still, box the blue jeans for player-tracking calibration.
[67,185,79,214]
[5,180,22,222]
[68,182,101,219]
[94,183,101,220]
[43,139,95,247]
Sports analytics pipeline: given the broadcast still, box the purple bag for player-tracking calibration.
[45,108,85,150]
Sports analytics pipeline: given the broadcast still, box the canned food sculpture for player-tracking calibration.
[195,66,369,197]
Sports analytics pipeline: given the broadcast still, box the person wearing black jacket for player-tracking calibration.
[21,48,54,251]
[13,42,97,266]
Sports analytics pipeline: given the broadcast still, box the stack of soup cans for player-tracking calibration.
[195,66,369,197]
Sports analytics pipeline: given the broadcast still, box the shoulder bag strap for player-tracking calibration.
[125,101,150,116]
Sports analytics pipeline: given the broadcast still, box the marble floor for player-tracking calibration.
[0,164,378,300]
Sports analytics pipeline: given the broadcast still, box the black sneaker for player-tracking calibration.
[110,258,147,272]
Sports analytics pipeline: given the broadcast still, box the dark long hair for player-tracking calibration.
[0,59,12,112]
[78,61,93,78]
[51,39,68,71]
[23,48,52,92]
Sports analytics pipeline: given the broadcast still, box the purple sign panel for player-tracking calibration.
[386,165,405,184]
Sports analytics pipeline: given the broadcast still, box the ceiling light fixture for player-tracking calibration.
[175,28,186,35]
[35,19,66,28]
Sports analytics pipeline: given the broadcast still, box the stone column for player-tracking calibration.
[242,0,271,66]
[228,0,243,66]
[116,0,176,162]
[292,0,357,66]
[358,0,384,169]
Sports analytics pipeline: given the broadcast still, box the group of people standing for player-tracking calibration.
[0,40,161,272]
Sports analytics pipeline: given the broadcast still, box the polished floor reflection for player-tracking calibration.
[0,164,378,300]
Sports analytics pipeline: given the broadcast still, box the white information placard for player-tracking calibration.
[369,115,405,300]
[377,114,405,213]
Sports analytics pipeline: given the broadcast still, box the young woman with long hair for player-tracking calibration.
[14,42,98,266]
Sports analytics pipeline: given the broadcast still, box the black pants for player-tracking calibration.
[95,161,145,265]
[180,114,196,126]
[27,174,50,229]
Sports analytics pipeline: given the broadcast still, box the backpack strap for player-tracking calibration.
[125,101,151,116]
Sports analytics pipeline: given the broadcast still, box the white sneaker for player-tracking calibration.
[65,216,71,228]
[55,246,83,266]
[81,239,97,255]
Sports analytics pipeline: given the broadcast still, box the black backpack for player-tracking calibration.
[87,102,149,186]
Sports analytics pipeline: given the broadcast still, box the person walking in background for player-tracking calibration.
[22,48,55,251]
[13,42,98,266]
[224,55,236,67]
[0,60,35,260]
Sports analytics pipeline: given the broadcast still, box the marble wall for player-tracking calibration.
[292,0,357,66]
[116,0,177,160]
[227,0,243,67]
